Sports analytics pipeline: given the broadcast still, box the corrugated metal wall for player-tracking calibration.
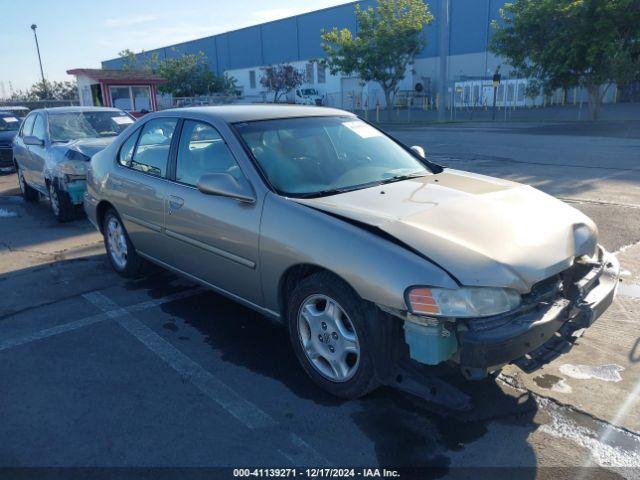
[101,0,509,73]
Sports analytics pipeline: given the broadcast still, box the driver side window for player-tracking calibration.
[176,120,243,187]
[20,114,36,137]
[32,114,47,141]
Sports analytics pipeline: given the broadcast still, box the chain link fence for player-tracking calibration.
[155,79,640,123]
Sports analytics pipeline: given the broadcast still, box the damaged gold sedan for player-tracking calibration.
[84,106,619,405]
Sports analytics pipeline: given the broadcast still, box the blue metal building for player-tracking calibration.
[102,0,513,108]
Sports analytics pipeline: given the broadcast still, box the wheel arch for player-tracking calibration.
[278,264,356,319]
[96,200,116,234]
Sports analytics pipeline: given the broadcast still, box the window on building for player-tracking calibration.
[249,70,256,89]
[305,63,314,84]
[176,120,243,187]
[130,118,178,177]
[109,85,152,111]
[110,86,133,110]
[317,64,326,84]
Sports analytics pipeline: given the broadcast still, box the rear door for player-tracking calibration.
[108,117,178,260]
[162,119,263,305]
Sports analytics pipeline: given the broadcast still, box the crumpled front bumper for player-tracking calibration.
[457,246,620,379]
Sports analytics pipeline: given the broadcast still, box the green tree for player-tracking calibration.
[321,0,433,120]
[260,64,304,102]
[118,49,236,97]
[490,0,640,120]
[118,49,138,71]
[28,80,78,101]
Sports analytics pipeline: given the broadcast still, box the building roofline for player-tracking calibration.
[101,1,360,64]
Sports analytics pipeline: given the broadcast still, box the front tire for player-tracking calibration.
[17,168,39,203]
[287,271,382,399]
[48,181,74,222]
[102,208,146,278]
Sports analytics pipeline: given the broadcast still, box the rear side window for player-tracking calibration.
[32,115,47,141]
[118,129,140,167]
[130,118,177,177]
[20,114,36,137]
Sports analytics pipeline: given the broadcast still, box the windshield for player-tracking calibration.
[48,111,135,142]
[235,116,430,197]
[301,89,318,96]
[0,114,21,132]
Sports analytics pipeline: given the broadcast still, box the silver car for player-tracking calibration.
[13,107,135,221]
[85,106,619,399]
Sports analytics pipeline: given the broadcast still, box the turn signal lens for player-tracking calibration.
[406,286,521,318]
[407,288,440,315]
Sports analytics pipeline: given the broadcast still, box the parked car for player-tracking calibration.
[0,111,23,173]
[85,105,619,399]
[13,107,135,221]
[0,106,30,120]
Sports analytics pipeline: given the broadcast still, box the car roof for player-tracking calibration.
[29,106,125,115]
[159,105,355,123]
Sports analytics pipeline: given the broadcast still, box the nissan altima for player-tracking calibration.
[84,105,619,399]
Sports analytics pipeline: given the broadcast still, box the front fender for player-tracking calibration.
[259,193,458,314]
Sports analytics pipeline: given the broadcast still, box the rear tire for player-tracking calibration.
[102,208,147,278]
[287,271,383,399]
[48,181,74,222]
[17,168,39,203]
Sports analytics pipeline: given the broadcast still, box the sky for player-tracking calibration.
[0,0,353,95]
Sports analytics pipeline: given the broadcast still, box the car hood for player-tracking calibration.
[0,130,17,145]
[53,137,116,158]
[295,169,598,293]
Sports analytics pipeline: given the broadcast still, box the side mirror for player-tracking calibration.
[24,135,44,147]
[411,145,426,159]
[197,173,256,204]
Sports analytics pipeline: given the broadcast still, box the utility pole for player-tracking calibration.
[30,24,48,99]
[437,0,450,121]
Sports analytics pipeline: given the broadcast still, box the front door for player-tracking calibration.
[109,117,178,259]
[162,119,262,306]
[23,113,48,190]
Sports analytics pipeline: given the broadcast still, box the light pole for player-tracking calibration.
[437,0,450,121]
[30,24,48,98]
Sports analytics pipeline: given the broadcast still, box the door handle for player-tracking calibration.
[168,195,184,215]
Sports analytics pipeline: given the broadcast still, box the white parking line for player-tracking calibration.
[0,288,203,352]
[83,290,331,466]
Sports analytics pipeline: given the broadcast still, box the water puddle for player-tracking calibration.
[559,363,624,382]
[533,374,572,393]
[0,208,17,218]
[617,281,640,299]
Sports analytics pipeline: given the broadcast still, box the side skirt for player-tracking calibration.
[136,250,282,322]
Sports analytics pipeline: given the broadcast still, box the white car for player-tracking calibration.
[295,88,323,106]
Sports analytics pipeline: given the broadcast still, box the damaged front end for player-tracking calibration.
[398,245,620,380]
[49,149,91,205]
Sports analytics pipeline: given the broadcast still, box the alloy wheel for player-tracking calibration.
[297,294,360,382]
[49,183,60,217]
[106,216,128,270]
[18,170,25,194]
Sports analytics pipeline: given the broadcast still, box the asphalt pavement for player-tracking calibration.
[1,120,639,479]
